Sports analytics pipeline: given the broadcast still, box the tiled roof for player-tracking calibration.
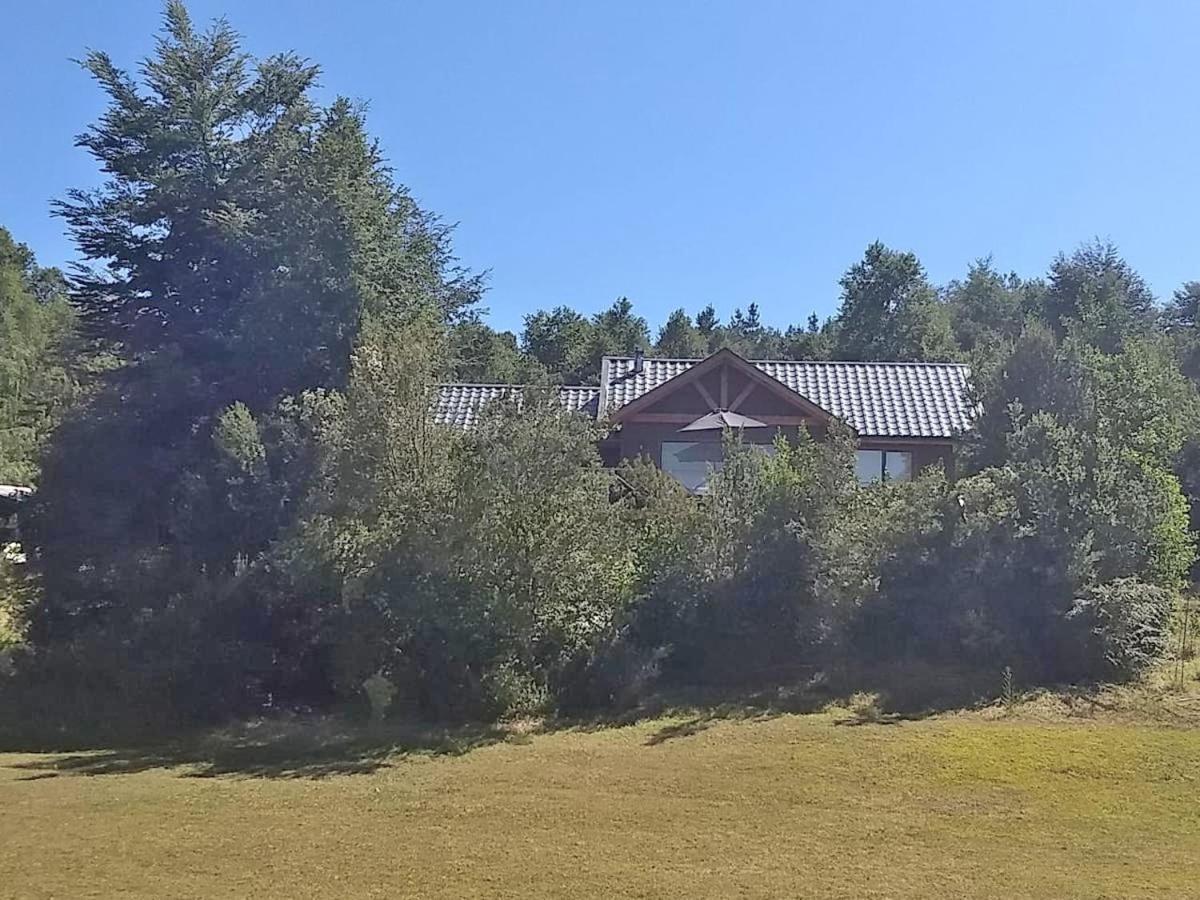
[435,384,600,428]
[436,354,973,438]
[602,356,973,438]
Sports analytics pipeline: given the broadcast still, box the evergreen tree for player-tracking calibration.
[705,302,789,358]
[1039,240,1155,352]
[1161,281,1200,382]
[1163,281,1200,331]
[29,2,478,640]
[833,241,956,361]
[944,259,1030,354]
[521,306,594,380]
[585,297,651,366]
[655,308,707,357]
[449,319,543,382]
[0,227,75,485]
[695,305,719,342]
[781,314,833,360]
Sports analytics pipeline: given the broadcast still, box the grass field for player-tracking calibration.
[4,670,1200,899]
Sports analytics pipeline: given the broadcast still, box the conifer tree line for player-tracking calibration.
[3,3,1200,736]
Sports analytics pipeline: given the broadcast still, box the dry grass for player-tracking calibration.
[3,668,1200,900]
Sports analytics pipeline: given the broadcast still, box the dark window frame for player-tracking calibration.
[855,448,913,484]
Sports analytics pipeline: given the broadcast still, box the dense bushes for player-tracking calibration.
[0,555,31,653]
[7,266,1198,738]
[232,317,643,721]
[621,408,1193,694]
[843,412,1191,680]
[610,321,1197,693]
[624,429,860,683]
[0,228,76,487]
[4,326,1195,735]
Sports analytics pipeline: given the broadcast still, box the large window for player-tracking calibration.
[855,449,913,485]
[661,441,776,493]
[661,441,725,493]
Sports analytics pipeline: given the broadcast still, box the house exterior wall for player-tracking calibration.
[607,361,955,478]
[617,421,802,466]
[615,423,953,476]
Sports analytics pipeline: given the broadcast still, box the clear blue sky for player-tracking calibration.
[3,1,1198,333]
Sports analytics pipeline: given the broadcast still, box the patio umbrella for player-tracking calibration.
[678,410,770,431]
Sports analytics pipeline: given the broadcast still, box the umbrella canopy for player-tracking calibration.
[678,410,770,432]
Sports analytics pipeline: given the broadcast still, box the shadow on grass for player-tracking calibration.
[5,718,508,781]
[635,683,836,746]
[644,717,714,745]
[1,662,1016,779]
[833,715,904,727]
[635,663,1001,744]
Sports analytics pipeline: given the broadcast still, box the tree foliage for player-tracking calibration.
[833,241,956,362]
[655,308,708,358]
[272,317,636,718]
[28,3,479,642]
[1040,240,1156,352]
[0,229,75,485]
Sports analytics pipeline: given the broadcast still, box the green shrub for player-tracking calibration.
[552,632,665,716]
[0,595,278,746]
[1068,579,1174,680]
[481,660,551,719]
[633,428,858,684]
[273,323,642,722]
[845,408,1191,684]
[845,691,883,723]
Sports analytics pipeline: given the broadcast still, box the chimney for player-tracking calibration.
[632,347,645,375]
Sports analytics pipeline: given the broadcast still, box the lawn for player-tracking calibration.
[2,697,1199,899]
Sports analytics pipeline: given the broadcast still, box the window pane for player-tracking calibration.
[662,441,724,492]
[855,450,883,485]
[884,451,912,482]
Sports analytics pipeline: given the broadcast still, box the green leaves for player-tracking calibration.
[28,4,481,648]
[655,309,709,358]
[519,298,650,384]
[280,322,636,717]
[213,403,266,475]
[1041,240,1157,352]
[833,241,957,362]
[0,228,76,486]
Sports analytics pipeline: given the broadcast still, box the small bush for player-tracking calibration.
[553,634,665,716]
[846,691,883,723]
[1068,578,1174,680]
[481,661,551,720]
[635,429,858,684]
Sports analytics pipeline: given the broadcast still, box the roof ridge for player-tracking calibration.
[759,359,968,367]
[438,382,599,389]
[600,355,969,368]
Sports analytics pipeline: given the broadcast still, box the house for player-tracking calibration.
[436,348,973,491]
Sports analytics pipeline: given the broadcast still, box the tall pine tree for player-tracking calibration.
[30,2,479,640]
